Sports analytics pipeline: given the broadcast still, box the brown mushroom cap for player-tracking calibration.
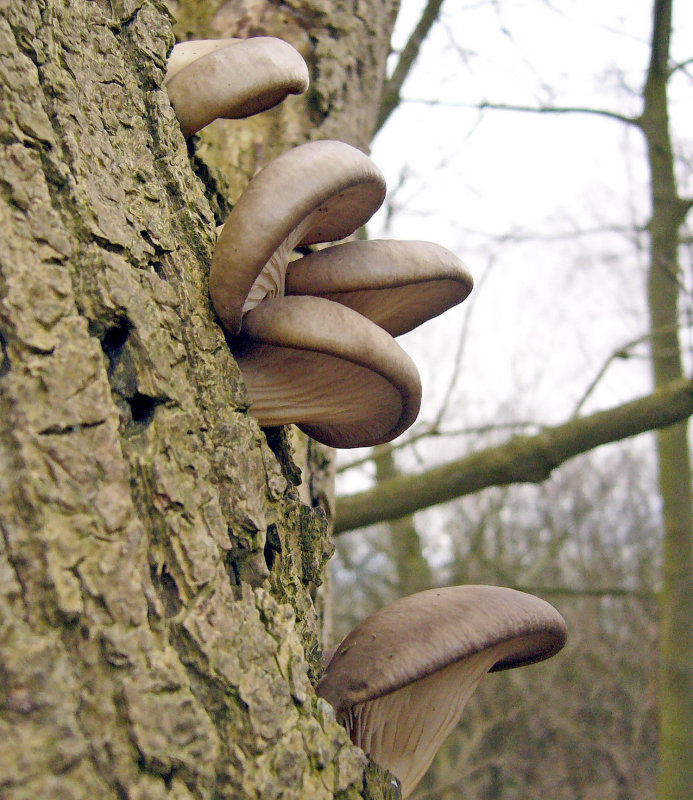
[233,295,422,448]
[165,38,243,84]
[165,37,309,138]
[317,585,567,797]
[210,140,386,335]
[318,585,567,713]
[285,239,474,337]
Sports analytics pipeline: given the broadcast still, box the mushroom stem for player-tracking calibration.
[241,215,313,314]
[342,642,510,798]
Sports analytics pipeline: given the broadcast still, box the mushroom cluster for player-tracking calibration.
[210,139,473,448]
[164,35,569,798]
[166,37,473,449]
[317,585,568,798]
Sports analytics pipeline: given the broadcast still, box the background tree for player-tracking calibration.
[335,1,692,797]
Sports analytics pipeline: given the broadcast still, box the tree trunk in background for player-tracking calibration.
[167,0,399,197]
[641,2,693,797]
[373,444,433,595]
[0,1,399,797]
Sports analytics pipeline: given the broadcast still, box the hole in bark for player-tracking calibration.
[263,539,275,572]
[0,330,10,378]
[129,392,160,425]
[162,766,178,789]
[151,565,182,618]
[264,525,281,572]
[225,551,241,586]
[152,260,167,280]
[99,318,132,373]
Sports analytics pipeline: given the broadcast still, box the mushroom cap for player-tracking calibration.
[165,38,243,84]
[233,295,422,448]
[210,140,387,335]
[165,37,309,138]
[285,239,474,337]
[317,585,567,714]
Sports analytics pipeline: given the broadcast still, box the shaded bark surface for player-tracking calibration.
[0,0,399,797]
[167,0,399,197]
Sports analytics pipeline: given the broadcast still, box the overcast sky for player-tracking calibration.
[336,0,693,488]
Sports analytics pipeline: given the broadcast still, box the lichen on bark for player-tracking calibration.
[0,0,397,796]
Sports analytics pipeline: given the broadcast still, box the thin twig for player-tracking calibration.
[398,97,640,126]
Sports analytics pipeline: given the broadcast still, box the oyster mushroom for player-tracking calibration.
[317,585,567,797]
[234,295,422,448]
[165,37,309,138]
[210,140,386,335]
[285,239,473,336]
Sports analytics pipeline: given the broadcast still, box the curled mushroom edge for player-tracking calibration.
[165,36,310,138]
[285,238,474,337]
[210,139,387,336]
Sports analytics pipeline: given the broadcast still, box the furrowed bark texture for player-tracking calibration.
[0,0,399,797]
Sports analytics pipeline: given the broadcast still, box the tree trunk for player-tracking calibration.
[373,444,432,595]
[640,2,693,797]
[0,1,399,797]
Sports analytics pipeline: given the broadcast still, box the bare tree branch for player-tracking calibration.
[398,97,641,126]
[571,326,684,417]
[336,419,541,475]
[669,56,693,76]
[374,0,446,135]
[334,377,693,533]
[512,584,657,601]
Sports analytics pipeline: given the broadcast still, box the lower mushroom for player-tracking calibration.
[234,295,422,448]
[317,585,567,798]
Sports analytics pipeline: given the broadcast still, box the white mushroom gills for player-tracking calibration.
[234,295,422,448]
[340,641,514,798]
[241,215,313,314]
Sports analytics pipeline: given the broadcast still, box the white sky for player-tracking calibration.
[336,0,693,491]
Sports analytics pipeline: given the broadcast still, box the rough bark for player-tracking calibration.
[335,377,693,533]
[0,0,400,797]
